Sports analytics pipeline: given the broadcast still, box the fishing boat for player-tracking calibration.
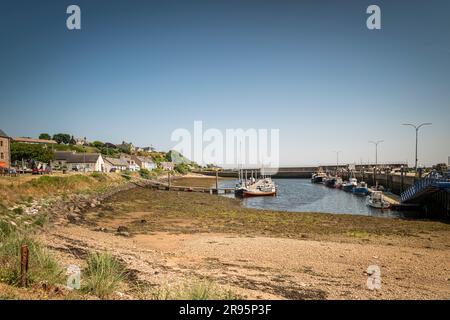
[335,177,344,189]
[243,178,277,197]
[342,178,358,192]
[311,172,327,183]
[234,183,247,197]
[366,191,390,209]
[324,177,337,188]
[353,181,369,196]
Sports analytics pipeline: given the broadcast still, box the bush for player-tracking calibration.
[174,163,190,175]
[139,169,151,179]
[90,172,107,182]
[82,252,125,298]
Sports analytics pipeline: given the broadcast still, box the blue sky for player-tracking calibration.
[0,0,449,166]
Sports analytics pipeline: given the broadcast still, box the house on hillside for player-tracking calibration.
[160,161,174,171]
[0,129,11,169]
[132,156,156,171]
[116,141,135,154]
[13,137,57,145]
[74,137,88,145]
[54,151,105,172]
[104,157,128,172]
[119,154,140,171]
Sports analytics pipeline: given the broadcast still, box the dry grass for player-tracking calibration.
[0,173,129,206]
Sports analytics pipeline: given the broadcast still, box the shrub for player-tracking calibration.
[82,252,125,298]
[174,163,190,175]
[139,169,150,179]
[90,172,107,182]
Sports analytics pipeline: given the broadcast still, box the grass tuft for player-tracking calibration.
[82,252,125,299]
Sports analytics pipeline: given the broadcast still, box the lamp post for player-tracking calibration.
[402,123,432,172]
[369,140,383,188]
[369,140,384,168]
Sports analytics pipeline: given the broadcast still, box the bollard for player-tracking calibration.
[20,244,29,287]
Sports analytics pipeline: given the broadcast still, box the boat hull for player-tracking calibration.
[353,188,369,196]
[366,199,390,209]
[342,184,355,192]
[243,190,277,197]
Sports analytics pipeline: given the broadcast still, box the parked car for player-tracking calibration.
[32,167,45,175]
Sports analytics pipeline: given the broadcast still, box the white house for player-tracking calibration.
[120,154,140,171]
[104,157,128,172]
[160,161,174,171]
[132,156,156,171]
[54,151,105,172]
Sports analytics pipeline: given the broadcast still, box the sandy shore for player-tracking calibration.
[39,183,450,300]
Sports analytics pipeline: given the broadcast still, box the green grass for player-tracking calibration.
[27,175,92,189]
[0,231,63,287]
[82,252,125,299]
[90,172,107,182]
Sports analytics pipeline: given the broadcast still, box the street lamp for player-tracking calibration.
[369,140,383,189]
[369,140,384,167]
[402,123,432,172]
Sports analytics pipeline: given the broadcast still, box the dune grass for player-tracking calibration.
[82,252,125,299]
[0,219,63,287]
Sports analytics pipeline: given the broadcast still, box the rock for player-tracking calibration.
[67,214,80,223]
[116,231,130,237]
[117,226,129,233]
[140,219,147,224]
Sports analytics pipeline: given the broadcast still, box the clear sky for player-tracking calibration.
[0,0,449,166]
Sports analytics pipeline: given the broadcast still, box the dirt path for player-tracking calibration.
[40,224,450,299]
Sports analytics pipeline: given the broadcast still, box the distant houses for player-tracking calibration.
[0,129,11,169]
[13,137,57,145]
[54,151,105,172]
[2,131,165,173]
[132,156,156,171]
[104,157,128,172]
[160,161,174,171]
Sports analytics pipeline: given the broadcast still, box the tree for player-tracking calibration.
[11,142,54,163]
[52,133,71,144]
[91,141,105,149]
[39,133,51,140]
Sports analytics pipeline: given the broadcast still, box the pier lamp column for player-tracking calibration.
[402,123,432,172]
[369,140,383,188]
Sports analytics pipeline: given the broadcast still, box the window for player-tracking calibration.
[0,153,3,159]
[0,141,3,147]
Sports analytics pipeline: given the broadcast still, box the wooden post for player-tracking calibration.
[20,245,29,288]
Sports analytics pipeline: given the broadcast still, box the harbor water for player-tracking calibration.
[219,178,405,218]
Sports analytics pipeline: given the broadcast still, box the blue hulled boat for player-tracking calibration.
[353,181,369,196]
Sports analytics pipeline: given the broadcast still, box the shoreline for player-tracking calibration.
[41,185,450,299]
[2,173,449,299]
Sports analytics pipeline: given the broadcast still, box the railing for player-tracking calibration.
[401,177,450,203]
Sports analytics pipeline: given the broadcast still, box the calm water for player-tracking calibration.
[219,178,404,218]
